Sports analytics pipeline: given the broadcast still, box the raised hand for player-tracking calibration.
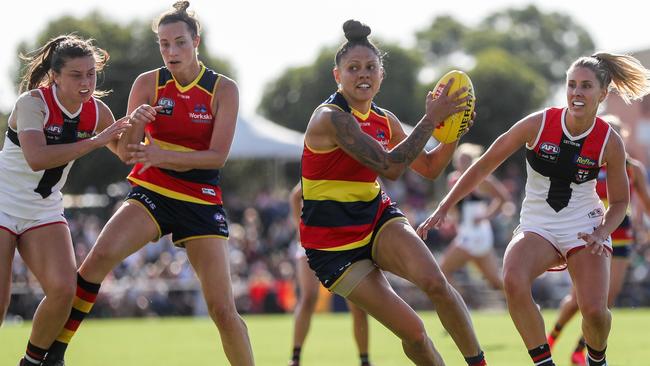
[127,130,164,174]
[416,206,449,240]
[92,116,131,146]
[424,78,471,128]
[129,104,163,124]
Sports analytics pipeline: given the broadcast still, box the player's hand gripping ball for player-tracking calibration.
[432,70,475,143]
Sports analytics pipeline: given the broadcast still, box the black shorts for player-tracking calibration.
[612,245,631,258]
[126,185,229,247]
[305,204,406,289]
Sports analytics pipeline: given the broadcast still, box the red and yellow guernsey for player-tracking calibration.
[128,64,223,205]
[595,161,634,246]
[300,92,393,251]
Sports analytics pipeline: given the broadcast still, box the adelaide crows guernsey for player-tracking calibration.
[300,92,393,251]
[128,64,223,205]
[520,107,611,228]
[0,85,98,219]
[595,163,634,246]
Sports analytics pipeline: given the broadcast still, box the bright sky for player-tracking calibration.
[2,0,649,117]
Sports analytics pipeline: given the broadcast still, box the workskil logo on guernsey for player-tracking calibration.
[190,104,212,123]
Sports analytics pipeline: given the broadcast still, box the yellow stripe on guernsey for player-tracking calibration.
[128,177,216,205]
[301,177,380,202]
[149,137,196,152]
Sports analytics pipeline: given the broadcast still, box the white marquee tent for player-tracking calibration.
[229,115,304,160]
[228,115,439,161]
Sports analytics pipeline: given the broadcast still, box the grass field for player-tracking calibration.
[1,309,648,365]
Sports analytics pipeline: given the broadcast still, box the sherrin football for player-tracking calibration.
[431,70,475,144]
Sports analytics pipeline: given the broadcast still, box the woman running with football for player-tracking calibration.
[299,19,487,366]
[2,34,129,366]
[546,114,650,366]
[43,2,254,365]
[417,52,650,366]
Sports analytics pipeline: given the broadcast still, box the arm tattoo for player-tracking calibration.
[330,111,435,174]
[331,111,390,172]
[388,117,436,163]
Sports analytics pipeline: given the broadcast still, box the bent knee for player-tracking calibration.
[503,270,531,296]
[581,304,610,324]
[402,330,430,349]
[417,274,451,299]
[206,299,240,325]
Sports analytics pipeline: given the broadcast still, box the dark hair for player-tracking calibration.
[569,52,650,104]
[334,19,383,67]
[19,34,109,96]
[153,1,201,38]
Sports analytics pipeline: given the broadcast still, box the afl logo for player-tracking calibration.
[540,142,560,155]
[158,97,175,115]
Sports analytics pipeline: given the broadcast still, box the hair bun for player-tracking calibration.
[172,1,190,12]
[343,20,371,42]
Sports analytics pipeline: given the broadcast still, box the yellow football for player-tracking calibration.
[431,70,475,144]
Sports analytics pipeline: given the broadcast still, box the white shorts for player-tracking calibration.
[513,216,612,270]
[456,222,494,257]
[0,209,67,236]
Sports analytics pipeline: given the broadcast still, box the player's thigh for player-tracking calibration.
[80,201,159,277]
[503,231,563,285]
[18,223,76,292]
[185,237,235,304]
[347,268,424,341]
[0,231,16,311]
[373,220,444,285]
[567,248,610,311]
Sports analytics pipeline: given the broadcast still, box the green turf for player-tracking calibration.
[1,309,647,365]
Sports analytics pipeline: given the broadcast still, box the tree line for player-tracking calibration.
[3,5,594,193]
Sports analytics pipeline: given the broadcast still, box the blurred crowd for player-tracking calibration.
[7,164,650,321]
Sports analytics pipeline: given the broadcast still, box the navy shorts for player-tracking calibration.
[305,204,406,289]
[126,185,229,247]
[612,245,631,258]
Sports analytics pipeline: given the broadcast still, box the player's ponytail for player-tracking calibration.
[570,52,650,104]
[19,34,109,97]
